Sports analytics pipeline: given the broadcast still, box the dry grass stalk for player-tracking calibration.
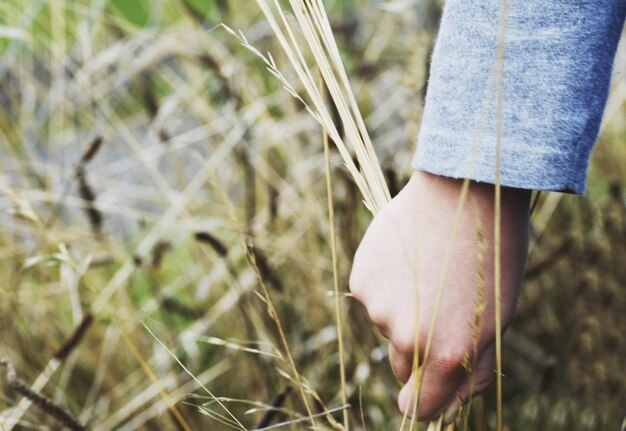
[53,312,95,361]
[458,203,489,429]
[5,1,621,430]
[0,359,85,431]
[162,296,205,319]
[494,2,508,429]
[244,243,320,429]
[0,358,62,430]
[227,0,391,215]
[141,323,246,431]
[117,329,194,431]
[76,167,103,235]
[194,231,229,257]
[253,386,292,429]
[322,74,348,429]
[230,1,451,429]
[80,135,104,165]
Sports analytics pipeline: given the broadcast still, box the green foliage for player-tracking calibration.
[109,0,152,27]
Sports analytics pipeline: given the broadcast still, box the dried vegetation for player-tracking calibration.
[0,1,624,430]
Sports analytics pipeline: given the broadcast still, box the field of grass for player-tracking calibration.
[1,1,625,430]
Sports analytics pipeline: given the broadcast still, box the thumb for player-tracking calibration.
[397,343,497,421]
[397,357,465,421]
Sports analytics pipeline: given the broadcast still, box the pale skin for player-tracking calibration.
[349,170,531,421]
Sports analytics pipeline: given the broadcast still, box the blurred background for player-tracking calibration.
[0,1,624,430]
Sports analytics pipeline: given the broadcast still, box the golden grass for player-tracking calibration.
[494,1,508,430]
[1,1,625,430]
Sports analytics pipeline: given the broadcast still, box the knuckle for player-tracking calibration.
[366,304,389,328]
[392,331,417,355]
[348,268,362,297]
[429,348,469,376]
[348,259,367,298]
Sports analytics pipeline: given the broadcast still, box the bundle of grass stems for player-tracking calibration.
[226,0,492,429]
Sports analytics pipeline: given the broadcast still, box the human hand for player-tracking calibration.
[349,170,531,421]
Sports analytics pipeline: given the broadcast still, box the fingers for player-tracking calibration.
[442,345,497,424]
[398,359,465,421]
[457,344,496,401]
[397,344,497,422]
[442,346,496,424]
[442,398,462,425]
[389,343,413,383]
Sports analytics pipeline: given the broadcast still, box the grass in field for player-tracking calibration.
[1,1,625,430]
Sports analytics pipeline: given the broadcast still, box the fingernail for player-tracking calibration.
[443,399,461,425]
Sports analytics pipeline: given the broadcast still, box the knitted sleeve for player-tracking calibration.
[413,0,626,194]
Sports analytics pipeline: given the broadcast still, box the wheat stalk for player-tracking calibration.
[229,1,449,429]
[234,0,390,215]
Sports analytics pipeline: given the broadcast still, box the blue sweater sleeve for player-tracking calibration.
[412,0,626,194]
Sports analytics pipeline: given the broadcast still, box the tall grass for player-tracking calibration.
[1,1,625,430]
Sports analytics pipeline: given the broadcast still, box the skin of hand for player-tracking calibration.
[349,170,531,421]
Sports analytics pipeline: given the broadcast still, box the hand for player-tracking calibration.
[349,170,531,421]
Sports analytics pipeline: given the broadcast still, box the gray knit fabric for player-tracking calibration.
[413,0,626,194]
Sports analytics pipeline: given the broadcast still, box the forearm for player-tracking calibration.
[414,0,626,194]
